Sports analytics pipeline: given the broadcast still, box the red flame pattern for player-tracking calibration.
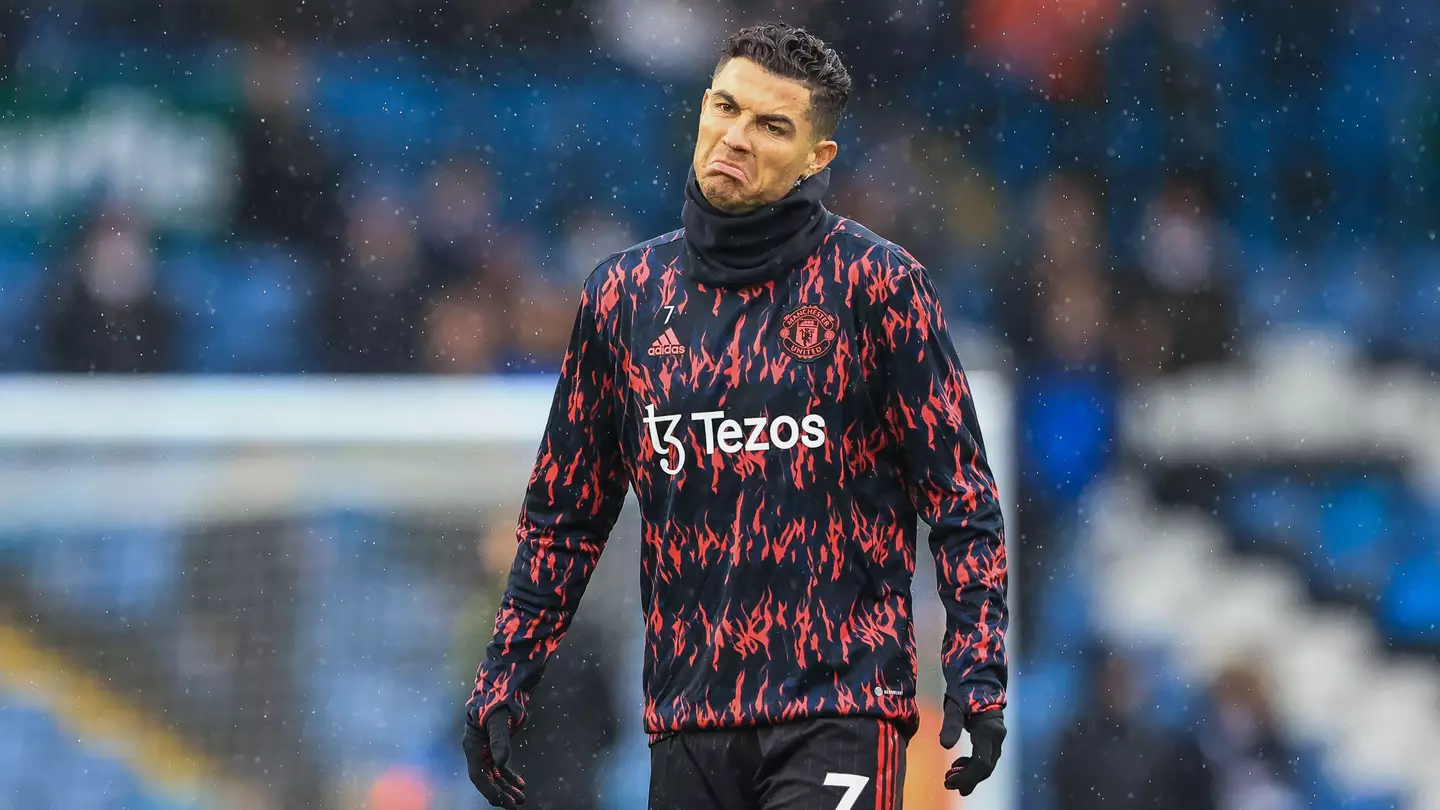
[470,221,1007,740]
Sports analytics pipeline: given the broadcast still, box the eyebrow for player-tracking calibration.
[712,90,797,131]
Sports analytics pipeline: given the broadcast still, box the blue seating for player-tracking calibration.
[2,20,1438,372]
[0,242,45,372]
[1012,653,1082,751]
[27,528,179,621]
[1227,469,1440,645]
[4,32,1438,367]
[1316,476,1400,593]
[1381,552,1440,643]
[1229,474,1323,550]
[1393,250,1440,362]
[0,696,199,810]
[983,80,1054,192]
[1315,248,1392,346]
[160,244,316,373]
[1237,249,1336,337]
[1320,49,1393,241]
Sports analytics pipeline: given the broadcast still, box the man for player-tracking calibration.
[463,23,1009,810]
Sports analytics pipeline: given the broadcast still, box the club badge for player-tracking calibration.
[778,304,839,362]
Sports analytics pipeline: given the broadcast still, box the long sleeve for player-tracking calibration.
[469,278,630,731]
[877,259,1009,715]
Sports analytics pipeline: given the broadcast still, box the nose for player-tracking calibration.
[721,120,752,154]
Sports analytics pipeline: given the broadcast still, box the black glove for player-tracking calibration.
[463,706,527,808]
[938,697,1006,796]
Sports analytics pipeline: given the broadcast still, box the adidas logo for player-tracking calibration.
[648,328,686,357]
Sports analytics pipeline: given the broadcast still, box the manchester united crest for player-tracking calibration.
[778,304,839,362]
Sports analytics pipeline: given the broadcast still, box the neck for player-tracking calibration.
[681,166,834,288]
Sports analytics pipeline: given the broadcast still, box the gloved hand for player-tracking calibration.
[463,706,528,808]
[938,697,1006,796]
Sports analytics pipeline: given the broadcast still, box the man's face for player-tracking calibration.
[692,58,838,213]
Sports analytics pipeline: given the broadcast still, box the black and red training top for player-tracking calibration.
[470,216,1008,743]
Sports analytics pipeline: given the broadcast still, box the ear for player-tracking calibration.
[808,139,839,175]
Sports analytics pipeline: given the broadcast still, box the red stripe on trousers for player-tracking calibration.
[881,720,894,810]
[875,720,886,810]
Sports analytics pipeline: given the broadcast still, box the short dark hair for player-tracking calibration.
[716,23,852,140]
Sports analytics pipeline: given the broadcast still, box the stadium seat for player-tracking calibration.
[985,82,1054,191]
[1320,48,1393,241]
[1379,552,1440,643]
[1216,75,1281,245]
[1315,476,1400,594]
[0,243,45,371]
[0,696,195,810]
[25,528,178,621]
[1102,20,1163,190]
[43,751,139,810]
[1011,654,1082,753]
[160,244,317,373]
[1393,250,1440,363]
[1314,248,1390,345]
[1237,250,1334,338]
[1228,474,1323,552]
[0,704,35,794]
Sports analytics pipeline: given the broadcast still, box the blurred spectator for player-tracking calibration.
[449,511,620,810]
[966,0,1127,102]
[595,0,727,77]
[1153,0,1224,162]
[1422,84,1440,230]
[556,205,638,285]
[419,222,563,374]
[1199,662,1304,810]
[233,39,347,264]
[937,154,1006,266]
[831,119,958,273]
[995,169,1111,354]
[1110,271,1178,382]
[367,765,431,810]
[1011,258,1119,578]
[1001,169,1120,618]
[421,284,503,374]
[1032,260,1112,371]
[323,188,428,373]
[1006,173,1118,505]
[499,278,575,374]
[43,204,180,373]
[1138,174,1221,299]
[1037,170,1109,272]
[417,155,502,292]
[1135,172,1236,371]
[0,1,24,80]
[1051,648,1214,810]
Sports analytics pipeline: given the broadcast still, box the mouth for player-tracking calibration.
[708,159,747,182]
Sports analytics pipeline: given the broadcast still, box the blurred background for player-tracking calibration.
[0,0,1438,809]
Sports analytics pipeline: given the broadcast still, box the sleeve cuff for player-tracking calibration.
[953,685,1007,716]
[466,691,529,733]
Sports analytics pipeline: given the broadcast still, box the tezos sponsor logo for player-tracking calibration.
[642,405,827,475]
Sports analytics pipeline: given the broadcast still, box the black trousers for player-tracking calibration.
[648,717,906,810]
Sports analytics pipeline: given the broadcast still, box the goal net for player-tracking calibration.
[0,373,1014,810]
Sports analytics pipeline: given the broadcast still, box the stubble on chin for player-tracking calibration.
[698,176,749,213]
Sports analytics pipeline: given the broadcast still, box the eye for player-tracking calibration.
[715,101,736,113]
[766,123,786,136]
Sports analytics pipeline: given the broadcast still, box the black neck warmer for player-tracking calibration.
[681,166,837,287]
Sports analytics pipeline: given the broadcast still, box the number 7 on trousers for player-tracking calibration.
[824,773,871,810]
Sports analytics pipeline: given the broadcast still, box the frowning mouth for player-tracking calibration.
[708,159,747,182]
